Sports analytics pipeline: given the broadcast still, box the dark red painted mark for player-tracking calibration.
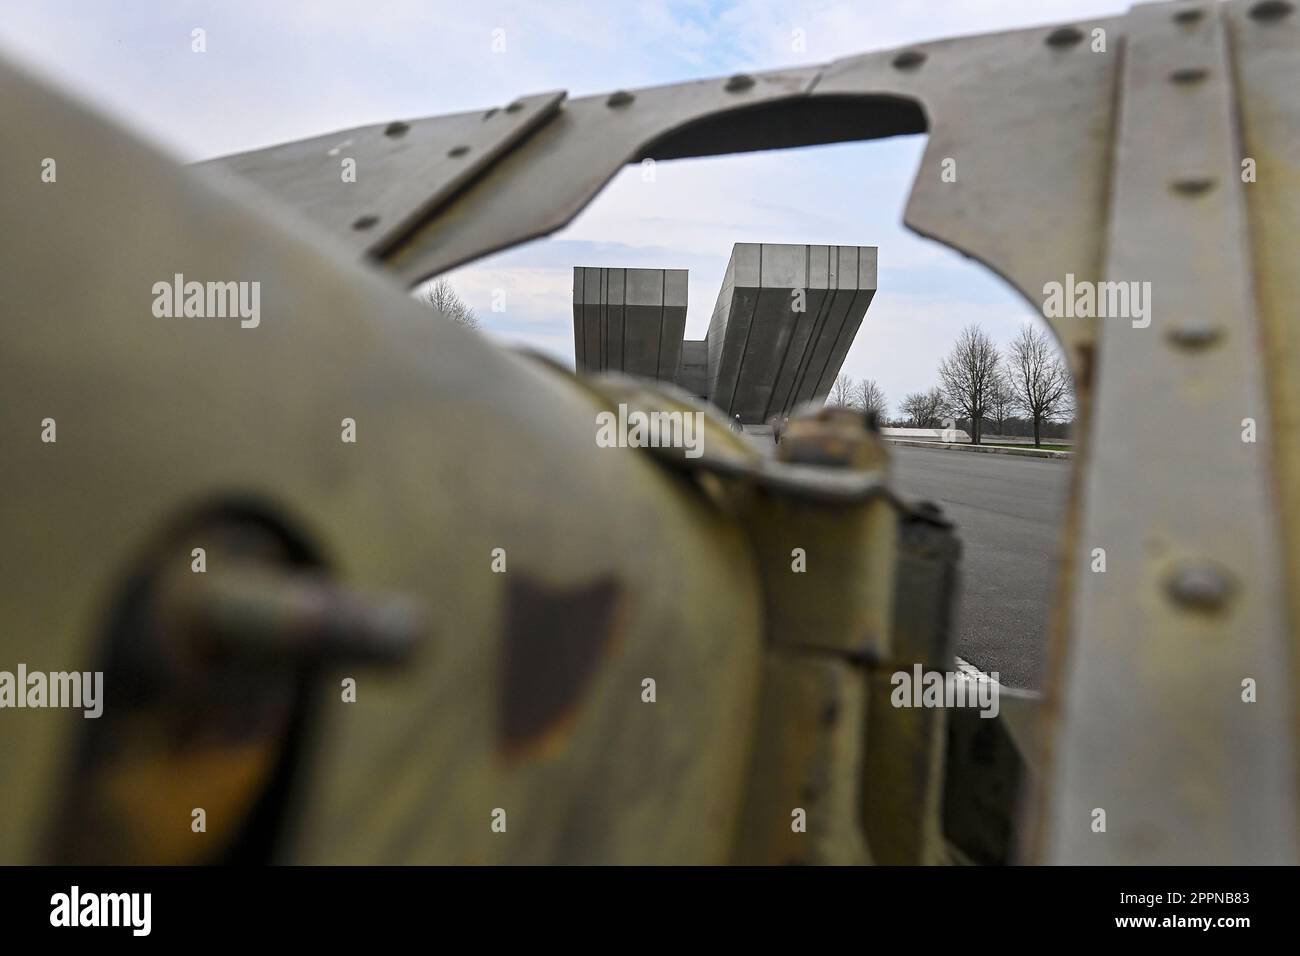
[500,575,624,756]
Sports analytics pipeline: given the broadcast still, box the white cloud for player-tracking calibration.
[0,0,1133,159]
[431,265,576,328]
[1,0,1090,397]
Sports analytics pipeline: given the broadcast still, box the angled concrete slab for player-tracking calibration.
[573,267,687,379]
[676,339,709,401]
[573,244,876,424]
[707,244,877,423]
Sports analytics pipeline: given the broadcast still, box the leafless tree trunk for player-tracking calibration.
[423,278,480,330]
[900,392,924,426]
[987,374,1015,437]
[1006,324,1072,447]
[900,387,946,427]
[938,324,1000,444]
[856,378,888,420]
[827,373,855,408]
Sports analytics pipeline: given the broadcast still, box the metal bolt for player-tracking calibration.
[607,90,635,108]
[1169,67,1209,85]
[1250,1,1294,22]
[1046,26,1085,47]
[163,567,426,666]
[1165,561,1235,611]
[778,403,882,469]
[352,214,379,231]
[892,50,927,70]
[1166,322,1223,349]
[448,144,470,157]
[1170,176,1216,196]
[384,121,410,138]
[724,73,756,92]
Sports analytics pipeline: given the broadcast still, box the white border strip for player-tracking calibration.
[955,656,1000,685]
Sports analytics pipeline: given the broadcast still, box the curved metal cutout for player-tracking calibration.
[635,93,927,162]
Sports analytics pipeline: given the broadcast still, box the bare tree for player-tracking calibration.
[987,372,1016,438]
[1006,324,1072,447]
[938,324,1001,444]
[900,387,946,427]
[856,378,888,419]
[827,373,855,408]
[423,278,480,330]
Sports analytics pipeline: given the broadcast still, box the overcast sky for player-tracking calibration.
[0,0,1131,414]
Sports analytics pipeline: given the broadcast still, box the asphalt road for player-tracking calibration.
[890,445,1070,689]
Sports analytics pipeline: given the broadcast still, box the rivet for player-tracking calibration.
[352,214,379,231]
[1250,1,1294,22]
[1165,561,1235,611]
[1046,26,1085,47]
[1171,177,1216,196]
[1166,323,1223,349]
[1169,67,1209,85]
[724,73,756,92]
[607,90,635,108]
[892,50,927,70]
[448,145,470,157]
[1173,8,1205,24]
[820,699,840,727]
[383,121,410,138]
